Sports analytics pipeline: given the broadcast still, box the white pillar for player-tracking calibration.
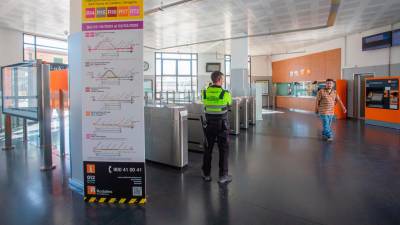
[230,38,249,97]
[68,0,146,197]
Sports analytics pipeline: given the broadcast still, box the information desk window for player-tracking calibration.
[275,81,332,97]
[1,63,38,120]
[366,79,399,110]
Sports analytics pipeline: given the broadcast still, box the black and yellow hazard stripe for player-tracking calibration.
[84,196,146,205]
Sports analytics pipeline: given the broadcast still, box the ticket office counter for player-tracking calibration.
[365,76,400,129]
[275,80,347,119]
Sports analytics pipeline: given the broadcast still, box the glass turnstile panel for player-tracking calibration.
[1,63,38,120]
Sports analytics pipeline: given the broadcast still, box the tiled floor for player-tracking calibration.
[0,111,399,225]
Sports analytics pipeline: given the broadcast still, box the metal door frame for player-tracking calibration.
[353,73,374,119]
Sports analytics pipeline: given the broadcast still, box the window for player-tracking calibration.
[155,53,198,101]
[23,34,68,64]
[224,55,251,90]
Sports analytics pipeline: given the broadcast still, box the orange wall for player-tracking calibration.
[276,96,315,112]
[365,76,400,125]
[335,80,347,119]
[272,49,341,83]
[50,69,68,91]
[50,69,69,109]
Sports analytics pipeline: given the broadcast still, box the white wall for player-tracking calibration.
[271,37,345,64]
[251,55,272,77]
[197,52,225,89]
[0,27,23,66]
[231,38,248,69]
[345,25,400,68]
[144,49,155,76]
[143,49,156,93]
[69,0,81,34]
[271,23,400,71]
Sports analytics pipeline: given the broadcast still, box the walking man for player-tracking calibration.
[315,79,347,141]
[201,71,232,184]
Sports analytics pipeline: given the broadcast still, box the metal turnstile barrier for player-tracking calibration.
[248,96,256,125]
[184,103,205,152]
[229,98,240,135]
[2,115,14,150]
[240,97,249,129]
[145,105,188,168]
[1,60,56,170]
[38,62,56,170]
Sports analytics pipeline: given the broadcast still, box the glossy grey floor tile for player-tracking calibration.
[0,111,399,225]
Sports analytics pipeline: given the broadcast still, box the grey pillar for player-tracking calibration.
[38,62,55,171]
[2,115,14,151]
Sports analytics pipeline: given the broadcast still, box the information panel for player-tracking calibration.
[393,29,400,46]
[362,31,392,51]
[81,0,145,204]
[366,79,399,110]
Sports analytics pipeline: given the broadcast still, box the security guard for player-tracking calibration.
[201,71,232,184]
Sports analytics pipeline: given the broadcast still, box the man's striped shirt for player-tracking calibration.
[317,89,339,115]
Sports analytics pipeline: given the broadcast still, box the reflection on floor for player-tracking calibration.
[0,110,399,225]
[262,109,284,114]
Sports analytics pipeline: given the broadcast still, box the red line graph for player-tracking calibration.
[88,39,136,53]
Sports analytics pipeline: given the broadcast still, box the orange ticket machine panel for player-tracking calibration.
[365,76,400,129]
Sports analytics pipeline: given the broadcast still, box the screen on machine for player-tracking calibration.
[366,79,399,110]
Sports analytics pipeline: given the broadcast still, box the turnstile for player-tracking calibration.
[229,98,240,135]
[240,97,249,129]
[248,96,256,125]
[145,105,188,168]
[184,102,205,152]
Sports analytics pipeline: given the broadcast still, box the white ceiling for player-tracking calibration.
[0,0,69,37]
[0,0,400,55]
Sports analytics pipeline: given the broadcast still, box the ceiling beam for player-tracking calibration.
[144,0,202,16]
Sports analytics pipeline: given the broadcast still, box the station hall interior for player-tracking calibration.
[0,0,400,225]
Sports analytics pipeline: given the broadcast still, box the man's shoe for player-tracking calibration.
[327,137,333,142]
[218,175,232,184]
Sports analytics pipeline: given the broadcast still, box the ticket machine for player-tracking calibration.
[365,76,400,129]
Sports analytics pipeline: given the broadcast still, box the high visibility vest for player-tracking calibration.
[202,85,232,114]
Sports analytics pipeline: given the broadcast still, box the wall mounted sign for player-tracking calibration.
[206,63,221,72]
[392,29,400,46]
[289,68,311,77]
[362,31,392,51]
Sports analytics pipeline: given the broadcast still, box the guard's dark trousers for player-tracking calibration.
[202,117,229,177]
